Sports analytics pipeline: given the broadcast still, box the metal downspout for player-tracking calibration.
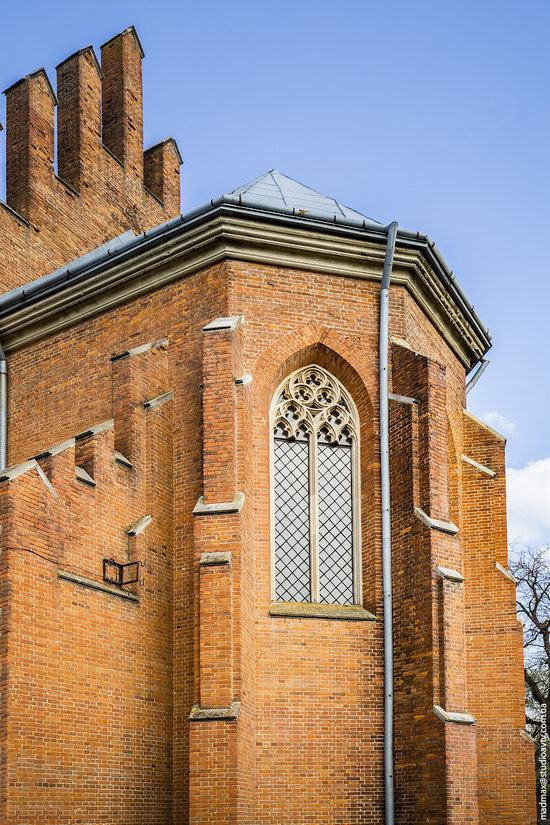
[379,221,399,825]
[0,345,6,470]
[465,357,489,394]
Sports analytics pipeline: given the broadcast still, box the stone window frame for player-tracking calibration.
[269,364,363,606]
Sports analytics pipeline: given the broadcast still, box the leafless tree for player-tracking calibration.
[510,544,549,822]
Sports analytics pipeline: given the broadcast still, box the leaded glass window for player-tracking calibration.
[271,365,361,605]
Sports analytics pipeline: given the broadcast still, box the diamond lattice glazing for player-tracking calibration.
[273,438,311,602]
[272,365,359,606]
[318,443,354,604]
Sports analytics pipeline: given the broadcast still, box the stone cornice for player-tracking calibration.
[0,209,489,366]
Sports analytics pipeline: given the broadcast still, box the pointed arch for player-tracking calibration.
[270,364,362,605]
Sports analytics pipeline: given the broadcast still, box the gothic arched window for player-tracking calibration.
[271,365,361,606]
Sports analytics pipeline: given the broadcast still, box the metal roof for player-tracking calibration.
[0,169,491,365]
[231,170,382,225]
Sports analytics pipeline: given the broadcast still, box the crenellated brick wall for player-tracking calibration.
[0,341,175,823]
[0,26,181,294]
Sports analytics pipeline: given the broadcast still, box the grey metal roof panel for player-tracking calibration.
[231,170,383,225]
[0,169,490,363]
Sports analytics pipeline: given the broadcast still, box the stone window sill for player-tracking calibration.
[269,601,376,621]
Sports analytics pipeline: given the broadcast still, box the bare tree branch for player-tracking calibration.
[510,544,550,713]
[525,667,547,705]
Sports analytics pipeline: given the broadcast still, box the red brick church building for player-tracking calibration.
[0,26,536,824]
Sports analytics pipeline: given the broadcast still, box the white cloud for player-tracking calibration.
[506,457,550,547]
[481,411,516,437]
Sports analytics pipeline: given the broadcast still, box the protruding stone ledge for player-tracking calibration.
[75,466,96,487]
[234,374,252,385]
[1,418,117,496]
[200,551,232,567]
[436,565,464,583]
[269,601,376,621]
[461,453,496,478]
[415,507,459,535]
[34,438,75,460]
[433,705,476,725]
[391,336,415,352]
[519,728,536,746]
[114,450,133,469]
[463,409,506,443]
[143,390,174,410]
[0,459,58,499]
[188,701,241,722]
[58,570,139,602]
[33,419,113,460]
[496,561,517,584]
[111,338,168,362]
[202,316,244,333]
[74,419,114,441]
[126,515,153,537]
[193,492,245,516]
[0,459,39,483]
[389,392,418,405]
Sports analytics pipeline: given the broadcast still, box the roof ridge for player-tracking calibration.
[269,170,288,207]
[227,169,381,224]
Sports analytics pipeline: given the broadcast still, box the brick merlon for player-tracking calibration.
[3,68,58,104]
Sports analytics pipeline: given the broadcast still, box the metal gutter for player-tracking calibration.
[0,193,491,470]
[0,196,491,356]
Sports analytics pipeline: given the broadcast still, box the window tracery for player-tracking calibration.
[271,365,361,605]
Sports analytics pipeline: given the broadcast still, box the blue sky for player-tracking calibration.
[1,0,549,542]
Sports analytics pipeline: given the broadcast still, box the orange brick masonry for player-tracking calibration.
[0,26,536,825]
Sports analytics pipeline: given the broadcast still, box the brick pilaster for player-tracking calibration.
[462,412,537,824]
[111,340,169,467]
[189,317,244,824]
[390,342,479,824]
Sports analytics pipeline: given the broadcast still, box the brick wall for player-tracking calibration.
[462,412,537,823]
[0,256,536,822]
[0,358,174,822]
